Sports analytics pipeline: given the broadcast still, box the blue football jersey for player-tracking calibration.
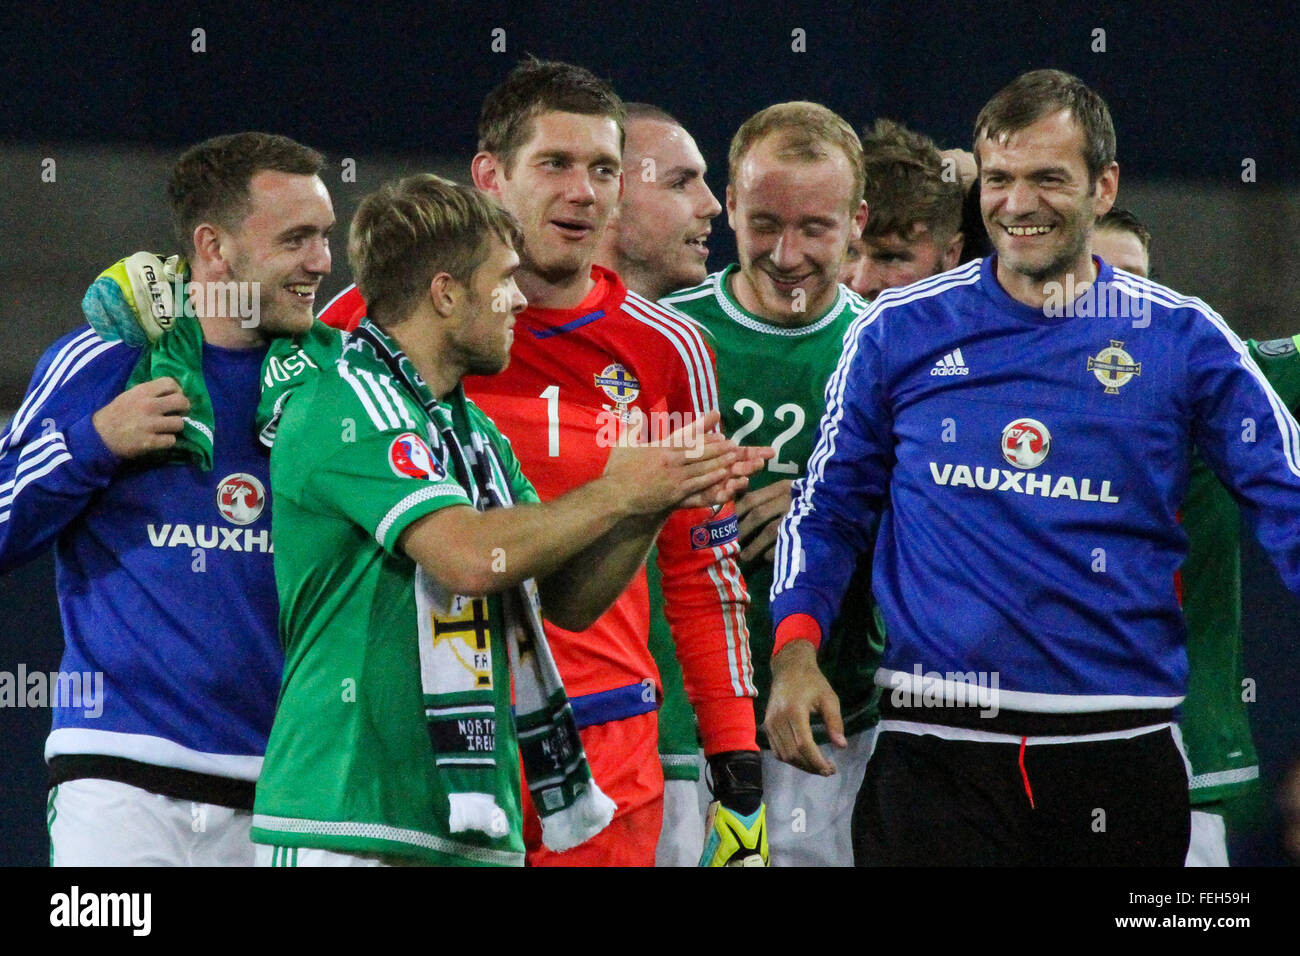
[772,257,1300,712]
[0,328,281,778]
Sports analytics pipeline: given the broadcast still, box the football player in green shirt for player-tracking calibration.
[251,174,761,866]
[1094,207,1300,866]
[594,102,729,865]
[667,109,976,864]
[662,102,878,865]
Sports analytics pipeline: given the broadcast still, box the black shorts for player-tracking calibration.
[852,724,1190,866]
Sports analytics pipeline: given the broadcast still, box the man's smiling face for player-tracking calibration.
[978,108,1115,288]
[491,110,622,284]
[224,170,334,337]
[727,133,864,324]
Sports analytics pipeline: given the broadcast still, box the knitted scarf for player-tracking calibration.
[342,323,615,851]
[90,258,614,851]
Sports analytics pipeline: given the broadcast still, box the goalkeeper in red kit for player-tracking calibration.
[320,59,769,866]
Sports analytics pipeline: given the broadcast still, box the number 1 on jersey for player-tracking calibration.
[541,385,559,457]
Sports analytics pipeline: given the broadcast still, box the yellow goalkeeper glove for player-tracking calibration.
[699,750,769,867]
[82,252,186,347]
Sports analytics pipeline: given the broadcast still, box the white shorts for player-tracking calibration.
[655,757,706,867]
[761,726,877,867]
[48,778,254,867]
[1185,809,1229,867]
[254,844,420,867]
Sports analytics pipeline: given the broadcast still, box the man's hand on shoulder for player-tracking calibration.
[765,639,845,776]
[92,377,190,458]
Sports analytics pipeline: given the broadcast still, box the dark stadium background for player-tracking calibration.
[0,0,1296,866]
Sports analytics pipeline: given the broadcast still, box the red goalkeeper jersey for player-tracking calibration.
[319,268,757,754]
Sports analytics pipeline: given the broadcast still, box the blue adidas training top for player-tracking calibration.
[771,257,1300,713]
[0,328,281,778]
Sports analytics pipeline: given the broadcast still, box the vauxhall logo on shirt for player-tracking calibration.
[1001,419,1051,469]
[217,473,266,525]
[929,417,1120,504]
[145,472,273,553]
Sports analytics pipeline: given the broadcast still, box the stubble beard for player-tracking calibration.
[458,289,511,378]
[227,254,313,339]
[519,239,590,288]
[1005,222,1089,288]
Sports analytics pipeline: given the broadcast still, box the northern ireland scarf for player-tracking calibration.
[82,255,614,851]
[344,322,615,852]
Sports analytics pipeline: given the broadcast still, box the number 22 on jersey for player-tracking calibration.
[730,399,805,475]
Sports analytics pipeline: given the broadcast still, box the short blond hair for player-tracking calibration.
[728,102,865,211]
[348,174,521,328]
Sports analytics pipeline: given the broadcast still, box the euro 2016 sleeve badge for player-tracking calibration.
[389,432,447,480]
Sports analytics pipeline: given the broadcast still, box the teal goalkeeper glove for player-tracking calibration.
[699,751,769,867]
[82,252,186,347]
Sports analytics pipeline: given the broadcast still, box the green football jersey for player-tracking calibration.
[250,323,537,866]
[645,545,701,778]
[1181,334,1300,805]
[661,268,885,744]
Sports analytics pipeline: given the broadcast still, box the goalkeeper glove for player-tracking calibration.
[82,252,186,347]
[699,750,769,867]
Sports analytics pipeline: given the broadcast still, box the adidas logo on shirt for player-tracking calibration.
[931,348,970,376]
